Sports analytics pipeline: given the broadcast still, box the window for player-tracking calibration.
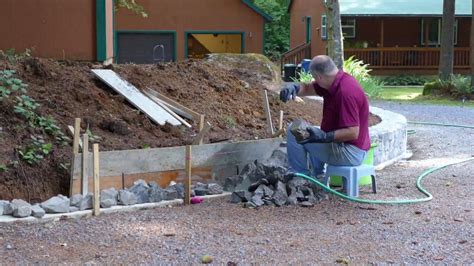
[321,15,327,39]
[421,18,458,46]
[341,18,356,38]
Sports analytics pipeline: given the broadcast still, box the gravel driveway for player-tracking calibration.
[0,102,473,264]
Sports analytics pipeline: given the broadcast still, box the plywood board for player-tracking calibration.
[70,138,282,195]
[91,69,181,126]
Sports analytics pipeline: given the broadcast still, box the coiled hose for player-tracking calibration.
[295,121,474,204]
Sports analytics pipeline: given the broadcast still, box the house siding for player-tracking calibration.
[0,0,97,61]
[115,0,266,61]
[289,0,326,56]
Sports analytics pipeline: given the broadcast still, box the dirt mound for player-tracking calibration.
[0,56,380,201]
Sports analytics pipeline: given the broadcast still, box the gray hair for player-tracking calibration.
[309,55,337,76]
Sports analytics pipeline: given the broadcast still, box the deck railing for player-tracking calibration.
[280,42,311,73]
[344,47,470,69]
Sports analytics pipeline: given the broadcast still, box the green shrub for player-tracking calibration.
[291,70,313,83]
[382,75,433,86]
[422,75,473,99]
[343,56,383,98]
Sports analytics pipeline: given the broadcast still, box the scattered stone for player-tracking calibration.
[458,240,467,244]
[69,194,83,207]
[207,183,223,195]
[300,201,314,208]
[163,230,176,237]
[201,255,213,264]
[251,195,264,207]
[243,201,257,208]
[167,183,185,199]
[78,193,93,211]
[100,188,118,208]
[41,195,70,213]
[6,244,13,250]
[148,182,163,203]
[289,119,311,142]
[272,181,288,207]
[223,175,243,191]
[335,258,350,265]
[414,210,422,215]
[11,199,32,218]
[31,205,45,218]
[230,191,252,203]
[254,184,274,197]
[0,200,13,215]
[117,189,138,205]
[162,188,179,201]
[193,187,208,196]
[129,181,150,204]
[69,206,79,212]
[262,198,275,206]
[453,218,464,222]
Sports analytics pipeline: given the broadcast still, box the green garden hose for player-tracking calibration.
[295,121,474,204]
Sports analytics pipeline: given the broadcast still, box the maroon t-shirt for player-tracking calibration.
[312,70,370,151]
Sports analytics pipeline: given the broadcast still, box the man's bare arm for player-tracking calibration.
[334,126,359,142]
[297,83,318,97]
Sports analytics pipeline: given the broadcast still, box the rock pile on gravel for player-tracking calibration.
[226,150,327,208]
[0,179,224,219]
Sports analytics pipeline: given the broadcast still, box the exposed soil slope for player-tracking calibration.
[0,56,380,201]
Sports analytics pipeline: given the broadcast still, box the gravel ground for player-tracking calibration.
[0,102,473,264]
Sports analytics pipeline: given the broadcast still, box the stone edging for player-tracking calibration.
[0,193,231,224]
[369,106,408,168]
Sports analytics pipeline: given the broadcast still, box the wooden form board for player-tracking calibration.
[91,69,181,126]
[70,138,282,195]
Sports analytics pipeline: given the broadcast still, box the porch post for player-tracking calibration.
[380,19,384,66]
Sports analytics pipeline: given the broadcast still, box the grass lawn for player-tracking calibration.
[378,86,474,107]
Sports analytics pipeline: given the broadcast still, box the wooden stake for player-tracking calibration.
[184,145,192,205]
[69,118,81,196]
[93,144,100,216]
[278,110,284,130]
[72,118,81,153]
[193,121,212,145]
[81,133,89,196]
[261,89,274,135]
[199,114,205,132]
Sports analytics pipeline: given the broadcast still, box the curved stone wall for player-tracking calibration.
[369,106,408,169]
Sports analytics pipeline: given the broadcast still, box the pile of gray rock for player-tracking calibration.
[0,179,224,219]
[225,150,327,208]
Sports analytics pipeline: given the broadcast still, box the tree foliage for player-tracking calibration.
[253,0,291,61]
[115,0,148,17]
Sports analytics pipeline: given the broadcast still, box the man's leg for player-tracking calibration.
[287,125,328,176]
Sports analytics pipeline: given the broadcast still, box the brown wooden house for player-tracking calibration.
[0,0,272,64]
[115,0,272,63]
[286,0,472,75]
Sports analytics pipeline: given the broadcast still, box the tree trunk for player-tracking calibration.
[325,0,344,69]
[439,0,455,80]
[471,0,474,90]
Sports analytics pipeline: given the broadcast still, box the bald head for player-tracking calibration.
[310,55,338,76]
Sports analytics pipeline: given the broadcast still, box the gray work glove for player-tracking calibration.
[279,83,300,102]
[297,127,335,144]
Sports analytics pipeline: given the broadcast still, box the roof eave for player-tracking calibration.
[241,0,273,22]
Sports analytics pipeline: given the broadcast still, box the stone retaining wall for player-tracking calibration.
[369,106,408,168]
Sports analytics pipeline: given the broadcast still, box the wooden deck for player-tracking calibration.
[345,47,470,70]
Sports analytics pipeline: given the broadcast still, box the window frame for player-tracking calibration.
[421,18,458,46]
[341,18,356,38]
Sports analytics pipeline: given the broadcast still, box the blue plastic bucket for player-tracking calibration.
[301,59,312,73]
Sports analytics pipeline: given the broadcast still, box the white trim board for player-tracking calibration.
[91,69,181,126]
